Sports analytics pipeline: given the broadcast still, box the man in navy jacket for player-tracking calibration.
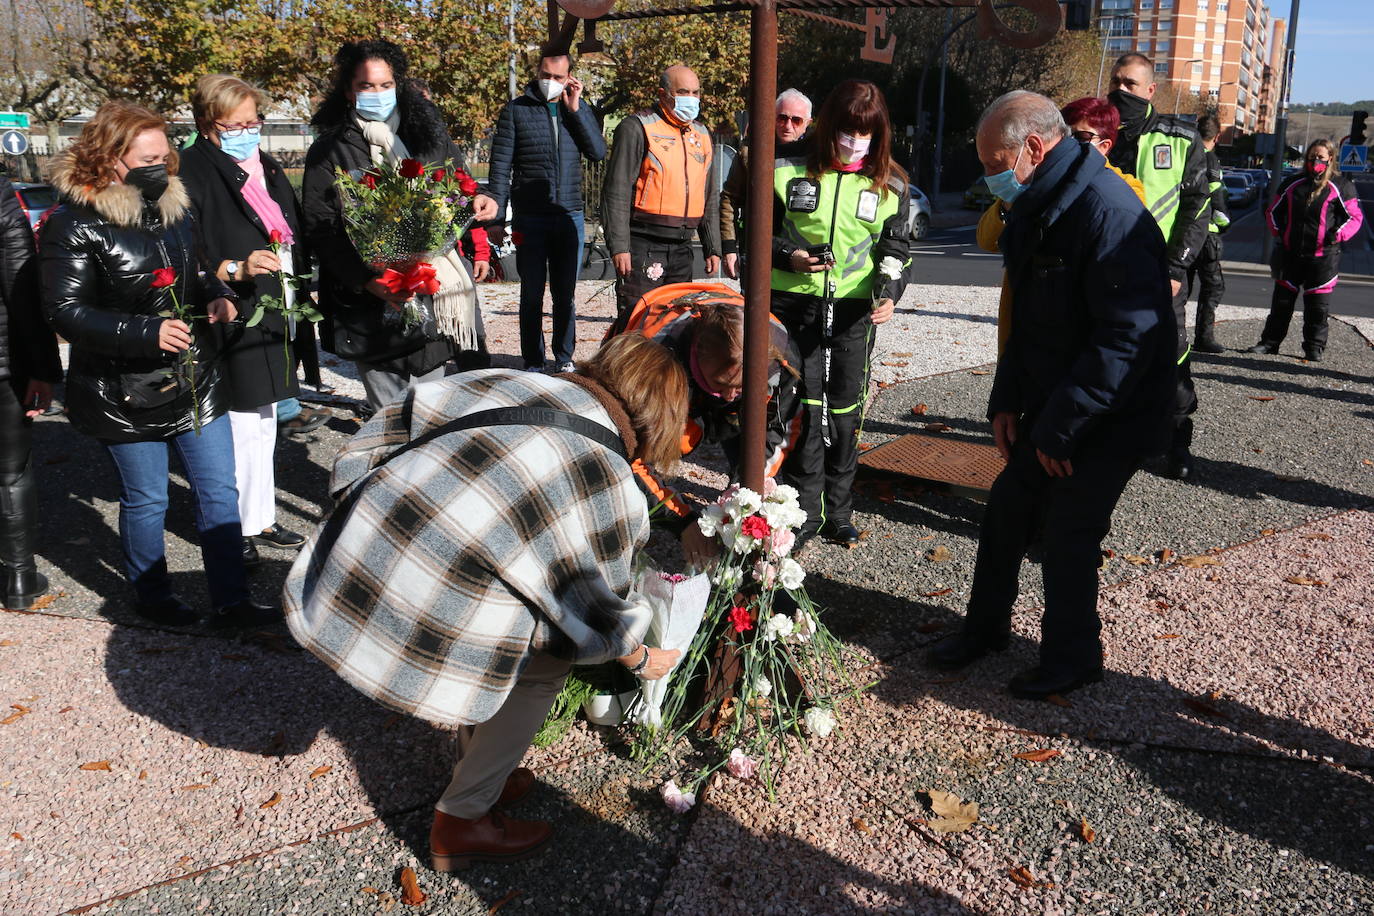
[486,50,607,372]
[928,91,1176,700]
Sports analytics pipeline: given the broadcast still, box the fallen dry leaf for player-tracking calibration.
[1012,748,1062,763]
[881,360,908,367]
[852,817,872,834]
[1284,575,1328,587]
[138,770,147,780]
[1302,532,1333,541]
[1363,458,1373,467]
[179,784,210,791]
[1,704,30,725]
[78,760,111,771]
[1123,554,1151,566]
[1247,395,1276,402]
[1179,554,1222,568]
[891,351,913,358]
[1273,473,1305,483]
[1182,698,1229,720]
[28,594,59,610]
[0,639,15,646]
[1079,817,1096,843]
[911,403,928,416]
[488,889,520,915]
[924,422,952,432]
[1155,633,1181,640]
[259,792,282,809]
[1009,865,1037,888]
[57,706,75,714]
[1156,548,1175,563]
[309,765,332,781]
[969,369,990,376]
[915,621,945,633]
[1045,693,1073,708]
[10,832,21,840]
[399,866,427,906]
[924,545,952,563]
[857,442,876,452]
[920,588,953,598]
[1260,528,1276,536]
[925,789,978,833]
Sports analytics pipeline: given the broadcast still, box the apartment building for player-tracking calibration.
[1096,0,1285,144]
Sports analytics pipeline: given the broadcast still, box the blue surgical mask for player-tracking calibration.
[218,130,260,163]
[672,95,700,123]
[355,88,397,122]
[984,142,1029,204]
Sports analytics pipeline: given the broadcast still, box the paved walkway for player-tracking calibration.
[2,281,1371,915]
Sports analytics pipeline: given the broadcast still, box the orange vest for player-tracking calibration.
[632,110,712,230]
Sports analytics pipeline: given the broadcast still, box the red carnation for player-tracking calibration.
[740,515,771,540]
[399,158,426,179]
[729,605,754,634]
[459,175,480,195]
[150,267,176,288]
[361,172,378,189]
[430,167,447,183]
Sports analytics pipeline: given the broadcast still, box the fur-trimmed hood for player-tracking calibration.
[50,155,190,228]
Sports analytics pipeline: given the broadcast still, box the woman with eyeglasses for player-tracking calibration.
[1248,139,1365,361]
[180,74,310,567]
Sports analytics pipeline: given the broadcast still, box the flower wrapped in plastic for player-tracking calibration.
[335,158,479,337]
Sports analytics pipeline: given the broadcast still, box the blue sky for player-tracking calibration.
[1284,0,1372,104]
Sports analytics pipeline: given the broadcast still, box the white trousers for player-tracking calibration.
[228,405,277,534]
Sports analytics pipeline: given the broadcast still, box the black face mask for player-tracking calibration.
[1108,88,1150,129]
[124,164,169,202]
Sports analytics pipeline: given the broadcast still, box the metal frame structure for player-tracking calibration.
[547,0,1063,491]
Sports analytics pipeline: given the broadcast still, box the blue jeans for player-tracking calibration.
[513,209,584,367]
[102,414,248,609]
[276,397,301,423]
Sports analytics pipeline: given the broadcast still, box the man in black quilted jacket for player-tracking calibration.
[485,47,607,374]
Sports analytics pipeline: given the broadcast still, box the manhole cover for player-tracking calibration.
[858,433,1005,494]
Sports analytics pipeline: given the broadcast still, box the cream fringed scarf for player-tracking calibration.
[358,113,480,349]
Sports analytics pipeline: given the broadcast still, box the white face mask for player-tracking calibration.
[538,78,565,102]
[836,131,871,164]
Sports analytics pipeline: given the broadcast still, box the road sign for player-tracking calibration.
[0,130,28,156]
[0,111,29,131]
[1340,144,1368,172]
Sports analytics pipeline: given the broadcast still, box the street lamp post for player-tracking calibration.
[1096,12,1137,96]
[1262,0,1301,264]
[1174,60,1204,116]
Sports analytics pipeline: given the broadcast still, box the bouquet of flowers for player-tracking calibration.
[334,158,479,331]
[634,480,867,801]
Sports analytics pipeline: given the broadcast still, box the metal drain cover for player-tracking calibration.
[858,433,1005,496]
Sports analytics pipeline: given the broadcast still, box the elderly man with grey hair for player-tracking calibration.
[719,88,813,279]
[927,90,1176,700]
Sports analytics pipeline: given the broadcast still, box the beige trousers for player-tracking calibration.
[435,651,572,819]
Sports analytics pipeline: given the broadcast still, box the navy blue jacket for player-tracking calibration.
[486,83,606,216]
[990,138,1176,461]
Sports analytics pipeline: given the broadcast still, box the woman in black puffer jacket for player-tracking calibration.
[0,174,62,609]
[40,100,277,628]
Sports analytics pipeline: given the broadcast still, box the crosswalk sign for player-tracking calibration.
[1340,143,1368,171]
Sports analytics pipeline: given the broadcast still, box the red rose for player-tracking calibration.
[150,267,176,288]
[740,515,771,540]
[511,231,524,247]
[361,172,378,189]
[399,158,426,179]
[269,229,284,245]
[430,167,447,183]
[459,176,479,195]
[729,606,754,633]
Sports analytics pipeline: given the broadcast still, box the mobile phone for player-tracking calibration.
[805,243,835,266]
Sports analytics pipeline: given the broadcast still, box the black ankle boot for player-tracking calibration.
[0,460,48,610]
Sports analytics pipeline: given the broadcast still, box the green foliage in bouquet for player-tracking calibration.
[333,157,479,267]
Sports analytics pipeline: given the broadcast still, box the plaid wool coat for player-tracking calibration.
[283,370,653,726]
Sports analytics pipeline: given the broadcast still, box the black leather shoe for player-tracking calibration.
[278,405,330,436]
[1165,451,1194,481]
[821,523,861,546]
[241,538,261,567]
[249,523,306,549]
[1246,341,1279,354]
[1008,664,1103,700]
[1193,336,1225,354]
[206,600,282,629]
[927,630,1010,670]
[1302,345,1324,362]
[134,596,197,627]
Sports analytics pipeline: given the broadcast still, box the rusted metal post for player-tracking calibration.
[739,0,778,493]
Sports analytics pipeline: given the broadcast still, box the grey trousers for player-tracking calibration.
[435,651,572,819]
[355,362,447,412]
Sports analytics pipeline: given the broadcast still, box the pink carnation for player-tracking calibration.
[727,748,757,780]
[769,526,796,557]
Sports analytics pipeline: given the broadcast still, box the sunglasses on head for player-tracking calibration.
[776,114,806,126]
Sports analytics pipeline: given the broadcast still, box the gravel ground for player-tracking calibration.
[6,280,1371,915]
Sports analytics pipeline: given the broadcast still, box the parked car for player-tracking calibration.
[963,176,995,210]
[1223,173,1257,208]
[11,182,58,232]
[907,184,931,239]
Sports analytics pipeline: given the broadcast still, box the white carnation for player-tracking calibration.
[792,608,817,643]
[804,706,837,738]
[753,675,773,698]
[767,483,801,506]
[779,558,806,591]
[697,504,726,538]
[728,487,762,517]
[764,613,794,642]
[877,256,904,281]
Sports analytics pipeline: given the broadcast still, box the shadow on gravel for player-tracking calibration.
[1192,368,1374,408]
[1144,454,1374,510]
[1194,352,1373,388]
[854,617,1374,880]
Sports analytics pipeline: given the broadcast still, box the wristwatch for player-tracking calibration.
[629,646,651,675]
[226,260,240,279]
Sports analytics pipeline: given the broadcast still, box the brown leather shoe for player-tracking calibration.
[497,767,535,807]
[429,809,552,872]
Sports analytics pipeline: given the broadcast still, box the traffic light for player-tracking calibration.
[1352,110,1369,146]
[1064,0,1091,30]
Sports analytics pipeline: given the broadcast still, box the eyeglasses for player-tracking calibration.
[1071,130,1103,143]
[776,115,806,127]
[214,120,264,138]
[1307,156,1330,163]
